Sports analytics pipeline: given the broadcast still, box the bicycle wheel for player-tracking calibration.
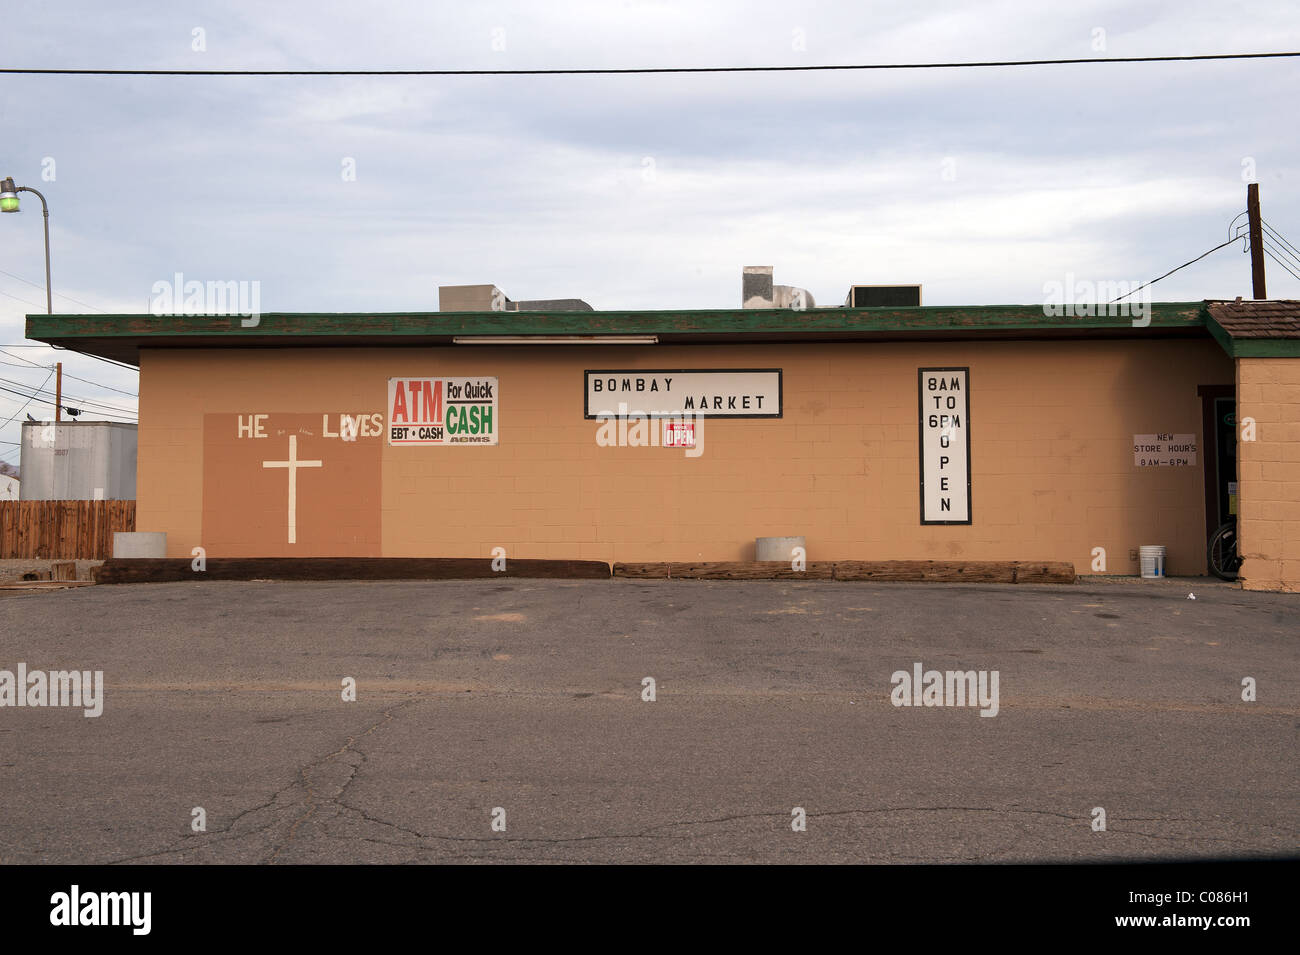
[1208,522,1240,581]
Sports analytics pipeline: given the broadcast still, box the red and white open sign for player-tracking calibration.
[662,421,696,448]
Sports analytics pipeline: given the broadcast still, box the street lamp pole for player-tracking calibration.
[0,176,51,314]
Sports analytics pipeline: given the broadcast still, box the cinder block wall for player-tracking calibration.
[137,339,1231,574]
[1236,357,1300,592]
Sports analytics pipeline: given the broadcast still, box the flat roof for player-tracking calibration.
[25,301,1300,366]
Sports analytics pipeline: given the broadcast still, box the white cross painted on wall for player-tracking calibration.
[262,435,322,544]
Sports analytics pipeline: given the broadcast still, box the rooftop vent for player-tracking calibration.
[742,266,815,310]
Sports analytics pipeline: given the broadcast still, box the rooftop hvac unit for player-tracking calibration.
[845,285,922,308]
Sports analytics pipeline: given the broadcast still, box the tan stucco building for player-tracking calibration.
[28,299,1300,591]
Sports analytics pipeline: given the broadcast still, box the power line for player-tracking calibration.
[2,340,139,372]
[0,399,136,424]
[0,398,137,423]
[0,379,138,419]
[0,348,138,396]
[1261,222,1300,268]
[3,51,1298,77]
[56,348,140,373]
[53,391,138,416]
[0,369,54,428]
[0,349,51,369]
[0,287,47,310]
[1262,241,1300,282]
[0,361,141,402]
[1263,220,1300,258]
[1262,239,1300,277]
[1109,235,1244,304]
[0,268,107,313]
[55,369,138,396]
[0,387,137,420]
[1264,251,1300,282]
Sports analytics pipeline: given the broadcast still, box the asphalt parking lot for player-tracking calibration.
[0,577,1296,863]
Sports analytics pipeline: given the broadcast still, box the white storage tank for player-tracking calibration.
[19,421,137,500]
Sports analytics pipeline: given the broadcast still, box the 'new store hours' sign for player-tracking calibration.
[918,368,971,524]
[1133,433,1197,467]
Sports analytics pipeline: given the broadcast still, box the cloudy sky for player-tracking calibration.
[1,0,1298,464]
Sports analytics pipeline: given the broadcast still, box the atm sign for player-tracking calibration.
[387,377,498,446]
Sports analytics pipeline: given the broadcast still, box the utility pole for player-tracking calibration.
[1247,182,1267,299]
[55,362,62,423]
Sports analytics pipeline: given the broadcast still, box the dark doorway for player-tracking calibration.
[1198,385,1236,571]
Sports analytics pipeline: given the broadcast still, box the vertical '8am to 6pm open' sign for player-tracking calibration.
[918,367,971,525]
[387,377,498,445]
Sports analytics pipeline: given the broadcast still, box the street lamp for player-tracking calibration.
[0,176,52,314]
[0,180,18,213]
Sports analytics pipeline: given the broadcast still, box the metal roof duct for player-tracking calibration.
[743,266,814,309]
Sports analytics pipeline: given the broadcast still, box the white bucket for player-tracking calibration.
[1139,545,1166,579]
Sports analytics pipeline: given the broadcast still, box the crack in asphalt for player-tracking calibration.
[264,701,414,864]
[104,823,282,865]
[329,831,766,864]
[301,800,1288,859]
[93,697,1293,864]
[100,701,414,865]
[99,789,1290,864]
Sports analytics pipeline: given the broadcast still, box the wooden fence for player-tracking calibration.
[0,500,136,559]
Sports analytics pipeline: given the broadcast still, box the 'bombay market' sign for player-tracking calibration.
[584,369,782,418]
[387,377,498,446]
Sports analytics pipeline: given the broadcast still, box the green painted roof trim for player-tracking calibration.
[31,300,1300,361]
[1203,315,1240,357]
[1224,339,1300,357]
[1201,311,1300,357]
[27,302,1207,341]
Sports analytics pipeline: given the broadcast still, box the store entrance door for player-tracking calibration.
[1198,385,1237,570]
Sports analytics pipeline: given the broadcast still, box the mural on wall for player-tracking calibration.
[202,412,384,556]
[200,377,501,555]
